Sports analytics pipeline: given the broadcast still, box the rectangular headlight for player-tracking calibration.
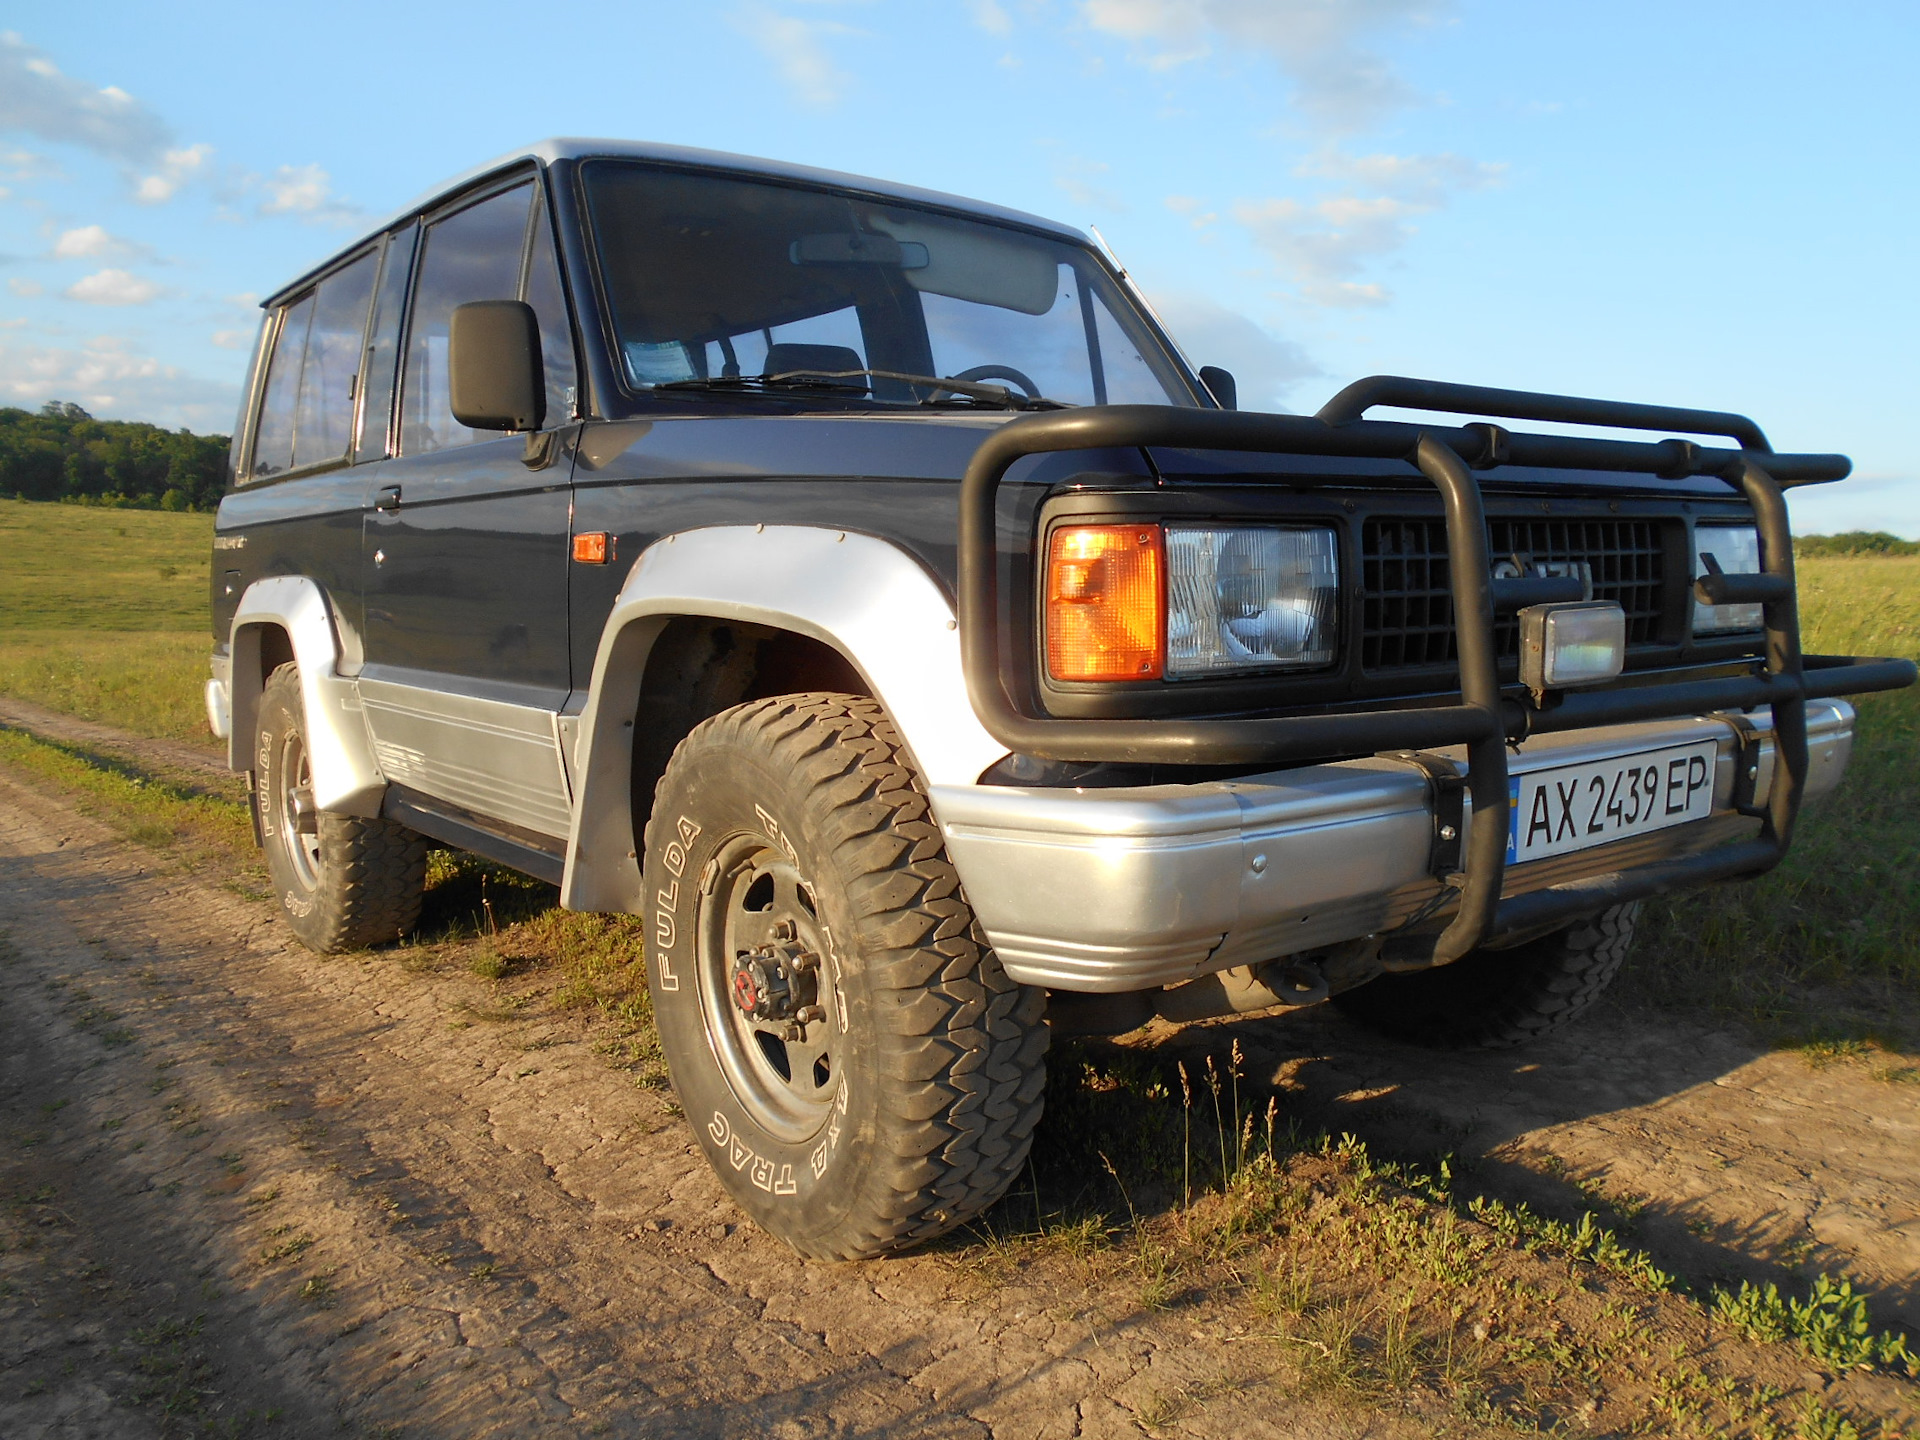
[1693,524,1764,634]
[1165,525,1339,678]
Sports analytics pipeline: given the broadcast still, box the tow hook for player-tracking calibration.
[731,925,825,1040]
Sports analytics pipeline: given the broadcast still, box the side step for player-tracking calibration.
[380,786,566,886]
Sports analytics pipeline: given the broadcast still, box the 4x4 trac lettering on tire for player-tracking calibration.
[642,692,1048,1260]
[255,663,429,953]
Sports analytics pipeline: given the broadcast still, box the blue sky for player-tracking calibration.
[1,0,1914,535]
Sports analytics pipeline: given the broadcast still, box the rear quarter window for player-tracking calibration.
[247,250,378,481]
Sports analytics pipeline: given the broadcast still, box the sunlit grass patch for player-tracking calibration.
[1632,556,1920,1046]
[968,1039,1919,1435]
[0,629,213,746]
[0,725,254,863]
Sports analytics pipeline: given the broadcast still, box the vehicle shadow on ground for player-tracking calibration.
[1114,1001,1920,1331]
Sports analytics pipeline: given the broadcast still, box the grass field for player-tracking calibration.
[2,496,1916,1434]
[1,494,1915,1037]
[0,499,215,745]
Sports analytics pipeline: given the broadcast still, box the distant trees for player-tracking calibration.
[0,401,230,511]
[1795,531,1920,557]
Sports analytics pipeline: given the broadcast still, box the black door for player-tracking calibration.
[358,175,578,837]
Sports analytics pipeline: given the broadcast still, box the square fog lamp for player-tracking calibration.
[1520,601,1626,692]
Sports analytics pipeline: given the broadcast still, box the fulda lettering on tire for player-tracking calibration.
[642,692,1047,1260]
[256,662,429,954]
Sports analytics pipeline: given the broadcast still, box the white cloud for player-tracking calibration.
[0,33,173,165]
[0,333,239,429]
[0,147,57,183]
[968,0,1013,35]
[1232,193,1417,306]
[1230,149,1503,306]
[1082,0,1447,133]
[1149,290,1319,409]
[63,267,160,305]
[260,162,329,214]
[730,5,853,107]
[53,223,122,257]
[134,142,211,204]
[1055,156,1127,212]
[7,276,42,297]
[1296,147,1504,203]
[1164,193,1218,229]
[253,161,360,224]
[210,328,253,350]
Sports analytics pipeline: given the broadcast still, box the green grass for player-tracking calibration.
[0,498,213,630]
[0,498,215,743]
[0,496,1914,1042]
[1631,557,1920,1044]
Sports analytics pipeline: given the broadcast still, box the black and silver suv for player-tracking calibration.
[207,139,1915,1258]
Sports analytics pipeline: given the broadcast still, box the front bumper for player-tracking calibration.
[935,700,1854,992]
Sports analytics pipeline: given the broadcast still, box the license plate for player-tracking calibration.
[1506,740,1718,863]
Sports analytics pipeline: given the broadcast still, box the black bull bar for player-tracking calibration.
[957,378,1916,969]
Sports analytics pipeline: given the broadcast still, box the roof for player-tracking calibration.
[263,138,1091,307]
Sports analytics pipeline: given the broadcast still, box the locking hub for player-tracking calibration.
[730,933,821,1025]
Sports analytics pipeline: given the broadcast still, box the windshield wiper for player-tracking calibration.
[651,370,1066,411]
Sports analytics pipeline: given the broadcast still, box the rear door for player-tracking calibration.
[358,173,580,840]
[220,246,380,656]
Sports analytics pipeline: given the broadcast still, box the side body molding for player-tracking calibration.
[228,575,387,816]
[562,525,1006,912]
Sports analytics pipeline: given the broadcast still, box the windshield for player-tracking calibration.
[582,161,1194,408]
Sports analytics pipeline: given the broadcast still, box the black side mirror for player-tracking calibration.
[449,300,545,432]
[1198,365,1237,411]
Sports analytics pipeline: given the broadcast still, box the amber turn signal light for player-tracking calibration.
[1045,524,1165,681]
[572,531,610,564]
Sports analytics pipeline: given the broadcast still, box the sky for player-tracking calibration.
[0,0,1914,536]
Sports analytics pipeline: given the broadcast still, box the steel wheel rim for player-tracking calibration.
[694,833,844,1143]
[278,731,322,891]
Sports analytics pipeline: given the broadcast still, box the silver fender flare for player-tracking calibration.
[561,525,1006,912]
[228,576,386,816]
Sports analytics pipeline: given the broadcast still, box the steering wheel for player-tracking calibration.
[930,364,1042,402]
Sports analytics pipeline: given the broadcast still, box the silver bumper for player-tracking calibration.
[933,700,1855,992]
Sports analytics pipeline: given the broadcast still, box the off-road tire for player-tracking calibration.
[642,692,1048,1260]
[1332,903,1640,1048]
[256,662,428,953]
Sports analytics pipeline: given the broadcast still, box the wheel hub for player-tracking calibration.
[730,923,825,1038]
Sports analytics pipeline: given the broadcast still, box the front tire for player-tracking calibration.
[643,693,1047,1260]
[1332,903,1640,1048]
[256,662,428,953]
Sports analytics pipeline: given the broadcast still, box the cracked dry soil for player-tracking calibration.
[1,746,1916,1438]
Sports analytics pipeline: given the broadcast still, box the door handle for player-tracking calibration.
[374,485,402,512]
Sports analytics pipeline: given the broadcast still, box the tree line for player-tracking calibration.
[0,401,230,511]
[1794,531,1919,557]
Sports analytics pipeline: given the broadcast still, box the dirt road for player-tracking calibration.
[2,741,1916,1437]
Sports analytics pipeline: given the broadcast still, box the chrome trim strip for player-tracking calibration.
[934,700,1855,992]
[357,677,573,839]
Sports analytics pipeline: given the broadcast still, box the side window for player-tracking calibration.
[523,190,577,429]
[290,252,377,470]
[249,293,313,480]
[399,181,534,455]
[353,224,419,463]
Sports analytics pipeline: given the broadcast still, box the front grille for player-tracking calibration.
[1361,517,1665,671]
